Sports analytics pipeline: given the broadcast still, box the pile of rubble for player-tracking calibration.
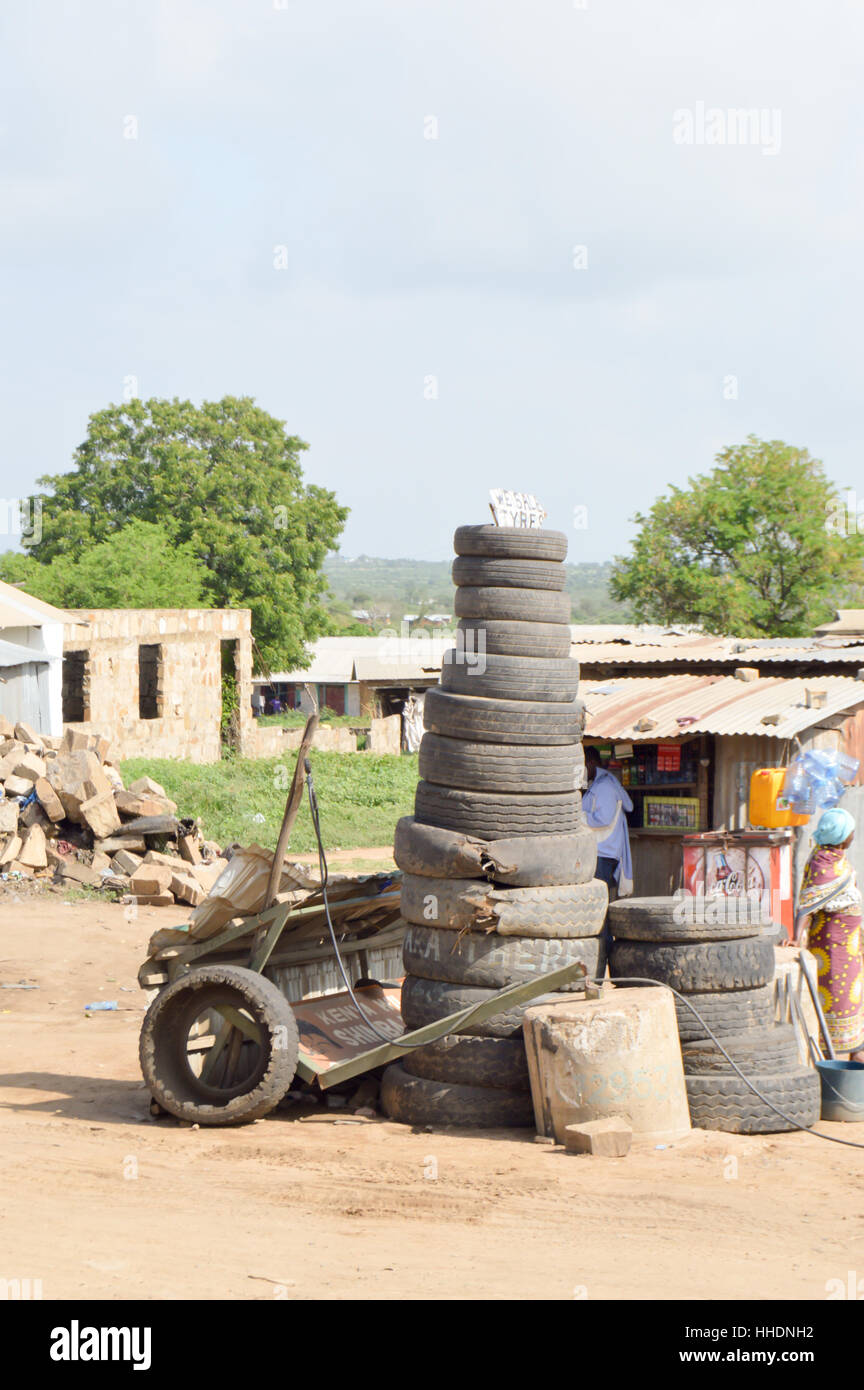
[0,717,224,907]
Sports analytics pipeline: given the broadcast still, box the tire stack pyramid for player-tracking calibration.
[608,897,820,1132]
[381,523,608,1128]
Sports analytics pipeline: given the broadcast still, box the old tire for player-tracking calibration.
[400,874,607,938]
[674,986,775,1043]
[394,818,486,879]
[452,556,566,592]
[454,525,568,561]
[419,734,584,793]
[455,586,571,624]
[482,828,598,886]
[394,819,597,887]
[441,652,579,702]
[402,922,604,990]
[400,974,560,1038]
[609,937,775,993]
[681,1025,800,1076]
[423,688,585,746]
[403,1035,530,1090]
[685,1067,820,1133]
[608,895,768,943]
[457,618,572,659]
[139,964,299,1126]
[415,781,582,838]
[381,1062,534,1126]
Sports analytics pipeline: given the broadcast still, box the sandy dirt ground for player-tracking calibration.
[1,896,863,1302]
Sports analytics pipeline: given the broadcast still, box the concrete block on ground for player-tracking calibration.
[18,824,48,869]
[131,892,175,907]
[130,864,173,895]
[170,871,203,906]
[0,835,22,865]
[129,775,167,799]
[11,751,46,782]
[3,775,33,797]
[111,849,143,876]
[0,801,19,833]
[34,778,65,822]
[14,722,42,746]
[80,789,122,839]
[563,1118,633,1157]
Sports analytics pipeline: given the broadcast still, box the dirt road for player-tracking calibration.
[1,897,863,1301]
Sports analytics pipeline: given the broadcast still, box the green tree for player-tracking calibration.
[610,437,864,636]
[26,396,348,667]
[0,520,206,608]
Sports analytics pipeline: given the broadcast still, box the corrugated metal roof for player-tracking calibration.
[581,674,864,740]
[0,638,60,668]
[573,634,864,665]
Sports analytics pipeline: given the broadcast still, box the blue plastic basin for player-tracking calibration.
[815,1059,864,1122]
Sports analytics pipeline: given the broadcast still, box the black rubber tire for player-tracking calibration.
[455,586,571,624]
[381,1062,534,1127]
[685,1067,820,1133]
[394,818,486,879]
[681,1025,800,1076]
[414,781,582,838]
[452,556,566,592]
[139,964,299,1126]
[403,1035,530,1090]
[457,619,572,659]
[402,922,604,990]
[441,652,579,703]
[400,974,560,1038]
[609,937,775,994]
[400,874,607,938]
[394,818,597,887]
[482,828,598,886]
[454,525,568,561]
[423,688,585,746]
[674,986,775,1043]
[609,896,768,943]
[419,734,584,793]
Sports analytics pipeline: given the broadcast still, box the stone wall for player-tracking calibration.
[252,723,359,758]
[62,609,253,765]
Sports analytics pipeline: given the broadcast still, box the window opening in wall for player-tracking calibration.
[138,644,162,720]
[62,650,90,723]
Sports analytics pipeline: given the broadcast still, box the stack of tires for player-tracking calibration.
[608,897,820,1133]
[381,524,607,1128]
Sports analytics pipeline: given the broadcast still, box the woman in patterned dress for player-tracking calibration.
[794,808,864,1062]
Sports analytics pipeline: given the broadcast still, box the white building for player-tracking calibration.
[0,580,77,736]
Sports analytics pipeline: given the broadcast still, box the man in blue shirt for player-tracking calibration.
[583,746,634,903]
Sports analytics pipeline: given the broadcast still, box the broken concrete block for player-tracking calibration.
[0,801,19,833]
[12,751,46,783]
[52,856,102,887]
[178,833,202,865]
[143,850,188,870]
[80,789,122,840]
[47,750,111,822]
[34,777,65,823]
[115,790,168,819]
[14,722,41,746]
[0,835,22,865]
[132,892,175,907]
[91,851,112,872]
[18,824,48,869]
[130,864,173,895]
[563,1118,633,1158]
[19,801,51,831]
[170,871,203,906]
[62,728,92,752]
[95,834,147,855]
[0,716,13,739]
[129,775,167,799]
[3,775,33,797]
[111,849,143,876]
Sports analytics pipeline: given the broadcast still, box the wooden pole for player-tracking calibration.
[264,699,319,909]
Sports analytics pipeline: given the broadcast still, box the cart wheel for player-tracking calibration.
[139,964,299,1127]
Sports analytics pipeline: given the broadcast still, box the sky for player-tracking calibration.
[2,0,863,563]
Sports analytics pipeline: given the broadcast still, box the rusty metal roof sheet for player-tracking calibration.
[581,674,864,740]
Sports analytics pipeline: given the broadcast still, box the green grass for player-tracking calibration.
[119,752,418,854]
[257,709,370,729]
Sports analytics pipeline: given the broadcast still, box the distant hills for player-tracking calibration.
[322,555,631,631]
